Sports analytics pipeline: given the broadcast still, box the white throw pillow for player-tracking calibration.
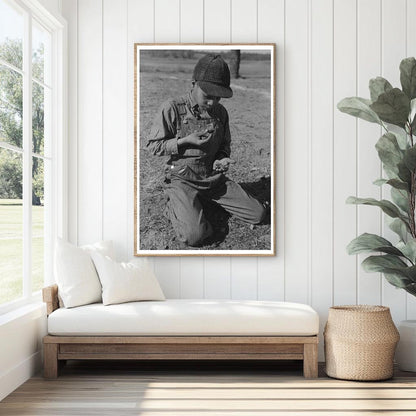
[90,252,165,306]
[81,240,115,259]
[54,239,114,308]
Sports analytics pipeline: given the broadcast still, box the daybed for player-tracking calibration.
[42,284,320,379]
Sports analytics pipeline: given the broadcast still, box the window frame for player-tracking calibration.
[0,0,67,315]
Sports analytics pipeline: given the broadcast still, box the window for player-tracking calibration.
[0,0,66,312]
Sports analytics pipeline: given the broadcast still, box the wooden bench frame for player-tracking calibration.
[43,285,319,379]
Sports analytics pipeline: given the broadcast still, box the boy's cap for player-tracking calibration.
[193,54,233,98]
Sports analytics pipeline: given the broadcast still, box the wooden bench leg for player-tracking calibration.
[44,343,59,379]
[303,343,318,379]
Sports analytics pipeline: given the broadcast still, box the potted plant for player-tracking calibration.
[337,57,416,372]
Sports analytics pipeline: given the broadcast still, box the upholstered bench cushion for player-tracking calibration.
[47,299,319,336]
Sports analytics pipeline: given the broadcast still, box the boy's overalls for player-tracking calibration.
[147,95,265,247]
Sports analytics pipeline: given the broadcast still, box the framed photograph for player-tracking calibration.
[134,44,275,256]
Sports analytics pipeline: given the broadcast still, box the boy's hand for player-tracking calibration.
[213,158,235,173]
[179,129,212,147]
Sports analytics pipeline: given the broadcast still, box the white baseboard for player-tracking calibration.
[0,351,42,402]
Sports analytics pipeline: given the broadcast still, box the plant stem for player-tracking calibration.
[410,173,416,239]
[409,123,416,238]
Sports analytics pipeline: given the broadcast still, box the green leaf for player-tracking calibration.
[397,240,416,264]
[346,196,405,219]
[370,88,410,127]
[383,271,412,288]
[361,255,416,287]
[337,97,382,125]
[389,218,410,241]
[403,146,416,172]
[374,177,409,192]
[397,161,412,184]
[394,130,410,150]
[384,166,399,180]
[373,178,388,186]
[375,132,404,173]
[347,233,404,256]
[362,254,408,272]
[391,187,410,214]
[369,77,393,102]
[400,57,416,100]
[386,179,410,191]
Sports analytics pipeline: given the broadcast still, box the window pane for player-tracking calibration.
[32,20,51,85]
[0,0,24,70]
[32,81,44,155]
[0,147,23,305]
[0,64,23,148]
[32,156,43,293]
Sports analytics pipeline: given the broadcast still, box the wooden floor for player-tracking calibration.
[1,360,416,415]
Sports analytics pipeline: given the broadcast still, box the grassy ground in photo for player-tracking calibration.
[0,199,44,305]
[139,53,273,251]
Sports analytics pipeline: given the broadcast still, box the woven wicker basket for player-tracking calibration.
[324,305,399,381]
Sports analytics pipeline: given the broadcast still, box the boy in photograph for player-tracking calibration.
[147,53,266,247]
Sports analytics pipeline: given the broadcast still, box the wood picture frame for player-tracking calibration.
[134,44,276,256]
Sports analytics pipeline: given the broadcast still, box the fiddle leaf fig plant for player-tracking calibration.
[338,57,416,297]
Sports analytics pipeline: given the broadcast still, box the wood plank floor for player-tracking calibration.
[1,360,416,415]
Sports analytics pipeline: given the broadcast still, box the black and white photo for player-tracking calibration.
[134,44,275,256]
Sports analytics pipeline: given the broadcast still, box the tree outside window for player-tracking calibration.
[0,0,52,306]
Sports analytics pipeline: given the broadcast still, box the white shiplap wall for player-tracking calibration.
[61,0,416,356]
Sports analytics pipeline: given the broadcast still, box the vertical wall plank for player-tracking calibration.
[130,0,156,259]
[333,0,357,305]
[127,0,154,262]
[127,0,154,44]
[180,0,203,43]
[103,0,128,260]
[407,0,416,319]
[155,0,180,42]
[231,0,257,42]
[231,258,258,299]
[154,258,181,298]
[381,0,407,322]
[152,0,181,297]
[257,0,285,301]
[128,0,148,266]
[77,0,103,245]
[258,256,283,300]
[204,258,231,299]
[356,0,382,305]
[61,0,78,245]
[284,0,309,303]
[382,0,406,88]
[204,0,231,42]
[203,0,232,298]
[229,0,259,299]
[310,0,333,359]
[180,258,204,298]
[178,0,205,297]
[407,0,416,57]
